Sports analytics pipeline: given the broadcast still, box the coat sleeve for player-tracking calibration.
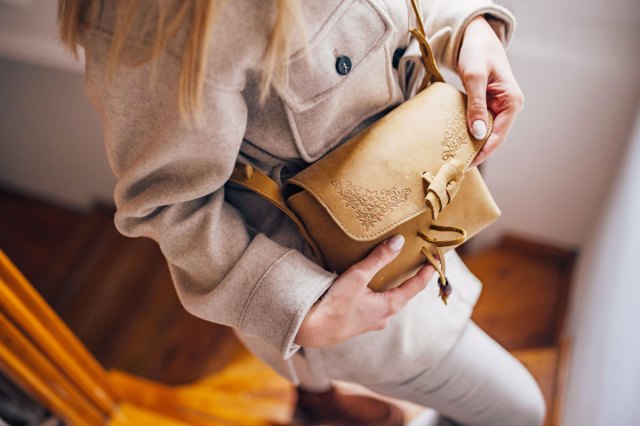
[419,0,517,71]
[81,29,337,361]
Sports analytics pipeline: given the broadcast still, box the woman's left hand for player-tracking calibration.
[457,16,524,167]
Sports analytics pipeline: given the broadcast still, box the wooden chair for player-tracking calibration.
[0,249,294,425]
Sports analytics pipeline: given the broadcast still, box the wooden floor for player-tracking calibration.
[0,187,576,424]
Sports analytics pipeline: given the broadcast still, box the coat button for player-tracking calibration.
[392,47,406,69]
[335,55,352,75]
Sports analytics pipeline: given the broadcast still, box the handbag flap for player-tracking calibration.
[284,82,493,242]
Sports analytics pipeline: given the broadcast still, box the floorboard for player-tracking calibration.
[462,239,575,350]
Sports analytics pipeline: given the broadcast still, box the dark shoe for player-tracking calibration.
[292,385,404,426]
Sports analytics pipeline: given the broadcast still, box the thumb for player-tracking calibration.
[464,71,489,140]
[350,235,405,283]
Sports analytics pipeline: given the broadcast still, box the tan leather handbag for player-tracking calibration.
[228,0,500,304]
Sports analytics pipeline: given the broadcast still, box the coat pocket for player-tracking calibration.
[275,0,401,162]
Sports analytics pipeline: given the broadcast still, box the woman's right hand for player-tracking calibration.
[294,235,435,348]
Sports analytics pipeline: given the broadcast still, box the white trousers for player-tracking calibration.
[293,320,546,426]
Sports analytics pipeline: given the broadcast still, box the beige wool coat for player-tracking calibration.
[80,0,515,385]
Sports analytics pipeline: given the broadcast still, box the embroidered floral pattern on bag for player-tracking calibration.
[440,102,468,161]
[331,180,411,230]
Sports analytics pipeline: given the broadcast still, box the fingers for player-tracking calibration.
[313,237,437,343]
[381,263,435,316]
[347,235,405,284]
[462,69,489,140]
[467,72,525,167]
[468,94,521,168]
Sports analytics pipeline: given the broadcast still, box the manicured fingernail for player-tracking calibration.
[386,235,405,252]
[471,120,487,139]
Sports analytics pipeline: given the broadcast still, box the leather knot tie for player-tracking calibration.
[422,159,465,220]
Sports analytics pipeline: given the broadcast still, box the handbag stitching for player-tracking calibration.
[331,180,412,230]
[287,177,428,241]
[441,102,469,160]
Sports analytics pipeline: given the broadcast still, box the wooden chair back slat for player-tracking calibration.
[0,250,115,413]
[0,310,104,425]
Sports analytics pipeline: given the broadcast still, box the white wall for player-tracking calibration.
[0,0,115,208]
[0,57,115,208]
[480,0,640,249]
[562,108,640,426]
[0,0,83,72]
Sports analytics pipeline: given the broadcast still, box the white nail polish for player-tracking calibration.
[386,235,405,252]
[471,120,487,140]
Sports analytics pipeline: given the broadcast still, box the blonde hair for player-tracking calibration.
[58,0,307,122]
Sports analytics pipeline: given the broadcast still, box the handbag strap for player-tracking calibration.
[227,163,326,267]
[421,246,452,304]
[409,0,445,89]
[418,224,466,304]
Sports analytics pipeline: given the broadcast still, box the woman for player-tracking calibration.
[59,0,542,424]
